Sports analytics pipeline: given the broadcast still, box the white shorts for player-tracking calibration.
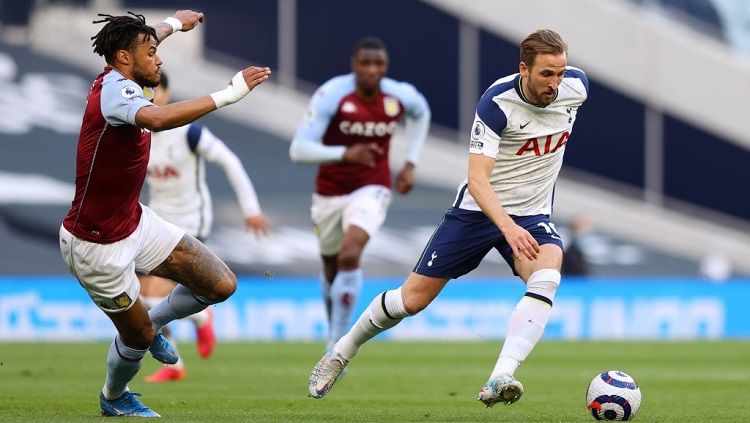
[59,205,185,313]
[311,184,392,256]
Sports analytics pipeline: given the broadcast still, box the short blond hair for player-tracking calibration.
[520,29,568,68]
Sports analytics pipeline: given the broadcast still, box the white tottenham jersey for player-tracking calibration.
[455,66,588,216]
[146,123,261,238]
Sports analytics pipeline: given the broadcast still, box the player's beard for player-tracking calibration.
[132,66,160,88]
[531,85,556,106]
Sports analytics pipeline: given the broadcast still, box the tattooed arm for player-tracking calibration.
[154,10,204,43]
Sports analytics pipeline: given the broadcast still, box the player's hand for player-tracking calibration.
[343,143,384,168]
[245,214,271,238]
[501,223,540,261]
[395,162,415,194]
[239,66,272,92]
[172,10,204,31]
[211,67,270,109]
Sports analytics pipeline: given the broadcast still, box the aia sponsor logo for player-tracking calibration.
[515,131,569,156]
[148,165,180,180]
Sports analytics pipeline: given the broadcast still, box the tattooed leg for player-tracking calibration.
[147,235,237,333]
[150,234,236,302]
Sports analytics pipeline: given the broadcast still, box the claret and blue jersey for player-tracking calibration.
[293,73,430,196]
[62,68,154,243]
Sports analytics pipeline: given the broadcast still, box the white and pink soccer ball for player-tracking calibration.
[586,370,642,421]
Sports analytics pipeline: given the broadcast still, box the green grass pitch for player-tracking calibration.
[0,341,748,422]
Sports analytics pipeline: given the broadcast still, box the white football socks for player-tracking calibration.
[328,268,363,349]
[491,269,560,378]
[140,296,162,310]
[149,284,210,334]
[143,294,209,329]
[319,272,333,346]
[102,335,146,400]
[334,287,409,360]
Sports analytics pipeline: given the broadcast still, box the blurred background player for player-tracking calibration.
[308,29,588,407]
[58,10,271,417]
[560,215,592,276]
[139,70,271,383]
[289,37,430,350]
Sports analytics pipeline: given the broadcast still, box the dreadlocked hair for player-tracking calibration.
[91,12,157,63]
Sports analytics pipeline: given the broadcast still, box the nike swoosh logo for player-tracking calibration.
[520,121,531,129]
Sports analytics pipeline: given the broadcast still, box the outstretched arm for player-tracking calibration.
[394,105,431,194]
[135,67,271,131]
[153,10,204,43]
[391,81,431,194]
[199,128,266,227]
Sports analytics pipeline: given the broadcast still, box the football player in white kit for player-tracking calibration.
[139,71,270,382]
[308,29,588,408]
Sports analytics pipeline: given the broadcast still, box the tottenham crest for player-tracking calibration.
[383,96,400,117]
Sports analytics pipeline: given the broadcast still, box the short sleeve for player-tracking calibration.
[381,78,429,118]
[100,73,153,126]
[195,126,222,157]
[469,114,501,158]
[187,123,204,153]
[469,88,507,158]
[292,77,349,143]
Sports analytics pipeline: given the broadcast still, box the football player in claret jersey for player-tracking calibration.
[290,37,431,351]
[308,29,589,407]
[139,71,270,383]
[58,11,270,417]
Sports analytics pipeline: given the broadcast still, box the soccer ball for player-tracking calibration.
[586,370,641,421]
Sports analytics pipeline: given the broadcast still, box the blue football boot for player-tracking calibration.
[100,392,160,417]
[149,331,178,365]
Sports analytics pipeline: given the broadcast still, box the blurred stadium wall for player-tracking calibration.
[4,0,748,273]
[2,276,749,341]
[0,0,749,340]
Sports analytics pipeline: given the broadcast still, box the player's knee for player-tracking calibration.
[336,248,362,270]
[401,293,429,315]
[526,269,561,304]
[194,267,237,304]
[120,324,155,350]
[203,270,237,303]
